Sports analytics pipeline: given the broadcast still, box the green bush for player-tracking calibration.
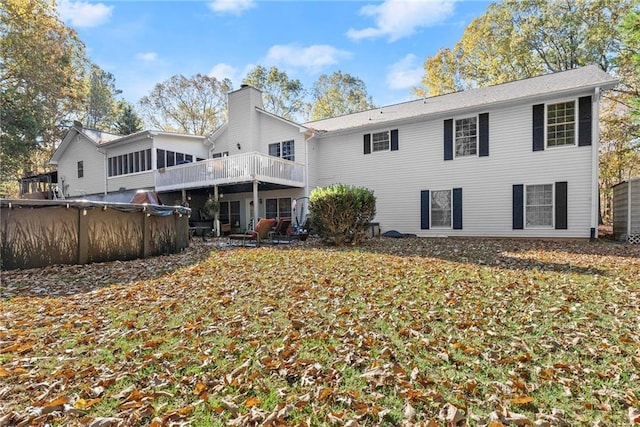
[309,184,376,245]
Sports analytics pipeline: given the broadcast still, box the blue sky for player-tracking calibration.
[57,0,492,109]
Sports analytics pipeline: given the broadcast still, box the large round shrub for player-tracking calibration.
[309,184,376,245]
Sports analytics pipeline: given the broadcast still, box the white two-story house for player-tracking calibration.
[50,65,617,238]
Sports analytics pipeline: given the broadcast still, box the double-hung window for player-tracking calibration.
[77,161,84,178]
[526,184,553,227]
[431,190,452,228]
[268,143,280,158]
[372,131,390,152]
[455,117,477,157]
[547,101,576,147]
[282,140,295,161]
[269,140,295,161]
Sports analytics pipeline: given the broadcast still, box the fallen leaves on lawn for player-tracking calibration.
[0,238,639,425]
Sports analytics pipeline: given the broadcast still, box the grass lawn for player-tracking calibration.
[1,238,639,426]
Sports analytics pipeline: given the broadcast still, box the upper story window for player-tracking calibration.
[282,140,294,161]
[212,152,229,159]
[156,149,193,169]
[364,129,398,154]
[108,149,152,177]
[268,143,280,158]
[455,117,477,157]
[269,140,295,161]
[547,101,576,147]
[372,131,390,152]
[526,184,553,227]
[77,161,84,178]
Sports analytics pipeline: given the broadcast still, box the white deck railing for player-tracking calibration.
[154,152,305,192]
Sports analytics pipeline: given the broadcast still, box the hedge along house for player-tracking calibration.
[50,65,617,238]
[305,65,617,239]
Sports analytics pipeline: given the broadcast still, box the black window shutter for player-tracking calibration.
[513,184,524,229]
[364,134,371,154]
[479,113,489,157]
[444,119,453,160]
[420,190,430,229]
[390,129,399,151]
[555,181,568,229]
[452,188,463,229]
[533,104,545,151]
[578,96,592,146]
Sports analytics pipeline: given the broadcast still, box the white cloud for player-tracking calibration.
[386,54,424,90]
[208,0,256,16]
[347,0,455,42]
[209,63,240,82]
[57,0,113,28]
[136,52,158,62]
[265,44,352,73]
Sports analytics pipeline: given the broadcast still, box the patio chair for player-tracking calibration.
[228,218,276,247]
[270,217,292,244]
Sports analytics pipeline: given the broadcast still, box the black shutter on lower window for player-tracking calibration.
[364,134,371,154]
[390,129,399,151]
[513,184,524,229]
[533,104,545,151]
[555,181,568,229]
[479,113,489,157]
[453,188,462,229]
[578,96,592,146]
[421,190,430,229]
[444,119,453,160]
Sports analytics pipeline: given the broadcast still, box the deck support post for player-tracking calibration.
[252,179,259,230]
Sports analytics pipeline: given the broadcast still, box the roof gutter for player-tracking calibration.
[312,80,619,139]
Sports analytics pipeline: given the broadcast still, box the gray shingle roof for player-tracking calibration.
[304,65,618,134]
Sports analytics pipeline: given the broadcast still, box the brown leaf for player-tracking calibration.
[512,396,534,405]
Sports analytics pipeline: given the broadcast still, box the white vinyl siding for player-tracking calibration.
[311,93,595,239]
[56,137,105,197]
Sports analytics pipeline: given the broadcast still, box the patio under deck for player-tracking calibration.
[154,152,305,192]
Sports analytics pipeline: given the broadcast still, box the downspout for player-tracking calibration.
[627,179,632,239]
[97,147,108,196]
[590,87,601,240]
[252,179,259,228]
[304,130,313,199]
